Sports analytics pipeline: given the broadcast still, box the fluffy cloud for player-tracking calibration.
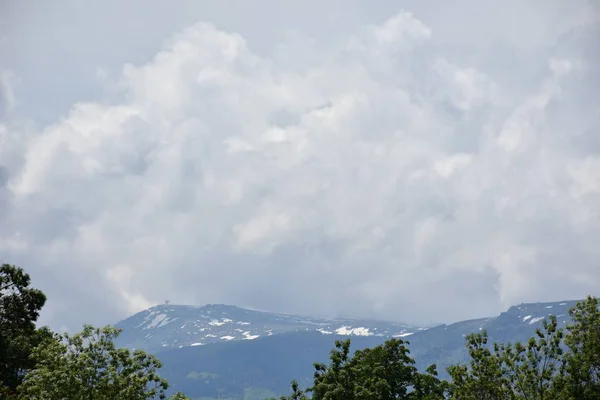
[1,1,599,330]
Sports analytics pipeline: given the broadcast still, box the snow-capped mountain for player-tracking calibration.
[114,303,423,353]
[114,298,588,399]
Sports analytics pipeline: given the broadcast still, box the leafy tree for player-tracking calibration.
[342,338,418,399]
[310,339,357,400]
[278,298,600,400]
[278,338,446,400]
[555,296,600,400]
[496,315,563,400]
[447,331,509,400]
[18,325,171,400]
[413,364,449,400]
[0,264,52,394]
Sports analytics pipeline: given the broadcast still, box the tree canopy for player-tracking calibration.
[276,296,600,400]
[0,264,52,395]
[18,325,174,400]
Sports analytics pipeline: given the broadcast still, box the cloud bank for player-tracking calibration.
[0,0,599,330]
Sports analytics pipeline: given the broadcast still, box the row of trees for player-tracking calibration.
[1,262,599,399]
[274,297,600,400]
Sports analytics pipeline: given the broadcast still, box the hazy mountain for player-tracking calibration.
[113,299,582,399]
[114,303,422,354]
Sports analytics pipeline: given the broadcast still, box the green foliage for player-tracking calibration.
[167,392,191,400]
[276,338,448,400]
[446,330,509,400]
[555,296,600,399]
[413,364,449,400]
[497,315,564,399]
[446,298,600,400]
[280,296,600,400]
[3,263,600,400]
[18,325,170,400]
[0,264,52,394]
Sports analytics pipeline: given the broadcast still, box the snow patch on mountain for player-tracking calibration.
[115,304,432,353]
[243,331,260,340]
[529,316,545,325]
[334,326,372,336]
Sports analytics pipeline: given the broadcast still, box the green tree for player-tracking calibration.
[0,264,52,395]
[555,296,600,400]
[281,338,445,400]
[311,339,355,400]
[447,331,509,400]
[413,364,449,400]
[496,315,563,400]
[18,325,171,400]
[343,338,418,399]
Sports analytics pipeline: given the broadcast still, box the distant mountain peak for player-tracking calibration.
[114,299,585,354]
[114,303,419,353]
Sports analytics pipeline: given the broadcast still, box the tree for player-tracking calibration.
[344,338,418,399]
[280,338,444,400]
[18,325,171,400]
[413,364,450,400]
[556,296,600,400]
[447,331,509,400]
[0,264,52,394]
[496,315,563,400]
[310,339,355,400]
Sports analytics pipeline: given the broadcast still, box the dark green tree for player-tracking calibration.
[344,338,418,399]
[555,296,600,400]
[279,338,446,400]
[0,264,52,395]
[311,339,355,400]
[413,364,450,400]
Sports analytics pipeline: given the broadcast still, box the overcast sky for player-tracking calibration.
[1,0,599,332]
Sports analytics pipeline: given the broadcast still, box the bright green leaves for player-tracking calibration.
[557,296,600,399]
[18,325,170,400]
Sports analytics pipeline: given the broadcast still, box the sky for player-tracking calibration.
[1,0,599,332]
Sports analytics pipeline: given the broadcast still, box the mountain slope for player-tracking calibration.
[114,299,583,399]
[114,303,421,354]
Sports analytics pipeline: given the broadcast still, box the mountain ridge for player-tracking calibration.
[114,303,423,353]
[113,297,590,399]
[114,298,584,354]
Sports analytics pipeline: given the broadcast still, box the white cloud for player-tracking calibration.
[0,1,599,330]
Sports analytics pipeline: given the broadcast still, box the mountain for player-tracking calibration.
[407,299,576,370]
[113,299,582,399]
[114,303,422,354]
